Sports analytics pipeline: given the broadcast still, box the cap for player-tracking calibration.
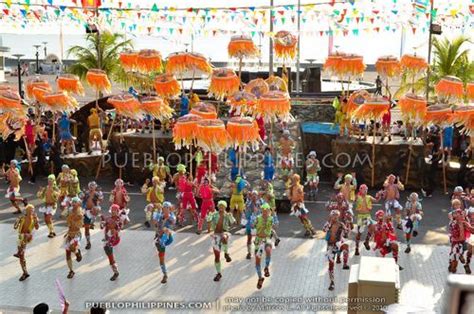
[308,151,317,157]
[217,200,227,208]
[115,178,124,186]
[70,169,77,176]
[261,203,271,211]
[163,201,172,208]
[88,181,97,189]
[158,156,165,162]
[71,196,81,204]
[409,192,419,200]
[375,210,385,218]
[344,174,353,180]
[110,204,120,213]
[330,209,340,217]
[177,164,186,173]
[62,164,70,170]
[359,184,368,192]
[47,174,56,181]
[454,186,464,193]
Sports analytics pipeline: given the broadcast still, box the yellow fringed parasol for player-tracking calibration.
[32,86,52,104]
[452,106,474,136]
[172,114,203,149]
[196,119,229,154]
[424,104,453,126]
[57,74,85,96]
[154,74,181,98]
[244,78,269,98]
[266,75,288,92]
[347,90,370,117]
[165,52,212,75]
[208,68,240,101]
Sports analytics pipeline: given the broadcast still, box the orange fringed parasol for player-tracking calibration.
[226,117,261,150]
[256,90,292,122]
[86,69,112,93]
[228,35,259,59]
[166,52,212,75]
[340,54,366,78]
[323,52,346,77]
[107,94,141,119]
[57,74,85,96]
[244,78,269,98]
[190,102,218,120]
[0,90,25,115]
[119,51,138,71]
[0,112,26,141]
[400,54,428,74]
[375,56,401,79]
[467,83,474,101]
[0,84,13,92]
[196,119,229,153]
[274,31,297,60]
[154,74,181,98]
[266,75,288,92]
[172,114,203,149]
[208,68,240,101]
[352,97,390,120]
[137,49,163,73]
[25,78,50,99]
[424,104,453,126]
[44,91,79,113]
[347,90,370,116]
[32,86,52,103]
[140,96,174,121]
[435,76,464,100]
[398,93,427,124]
[452,106,474,136]
[227,91,257,115]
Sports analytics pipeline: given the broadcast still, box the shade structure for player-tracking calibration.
[107,94,141,119]
[0,112,25,141]
[452,106,474,135]
[347,90,370,116]
[467,83,474,101]
[0,90,25,115]
[57,74,85,96]
[398,93,427,124]
[435,76,464,100]
[227,90,257,115]
[136,49,162,73]
[208,68,240,101]
[400,54,428,74]
[0,84,13,92]
[323,52,346,77]
[375,56,401,79]
[119,51,138,71]
[226,116,261,150]
[32,86,52,104]
[43,91,79,113]
[86,69,112,93]
[340,54,366,78]
[172,114,203,149]
[256,90,292,122]
[154,74,181,98]
[190,102,218,120]
[196,119,229,153]
[244,78,269,98]
[424,104,453,126]
[228,35,259,59]
[274,30,297,60]
[165,52,212,76]
[352,97,390,120]
[25,78,51,99]
[140,96,173,121]
[266,75,288,92]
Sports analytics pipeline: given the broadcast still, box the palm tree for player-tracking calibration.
[395,36,474,101]
[66,32,133,86]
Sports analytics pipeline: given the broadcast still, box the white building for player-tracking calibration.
[0,36,10,82]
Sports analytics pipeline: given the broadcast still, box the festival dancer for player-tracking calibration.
[149,156,171,183]
[13,204,39,281]
[402,192,423,254]
[326,193,353,261]
[197,177,219,234]
[100,204,129,281]
[152,201,176,284]
[37,174,60,238]
[244,190,263,259]
[448,203,474,274]
[57,164,73,217]
[65,197,84,279]
[87,108,103,153]
[290,202,317,238]
[5,160,27,214]
[334,173,357,210]
[110,178,130,210]
[372,210,403,270]
[208,200,236,282]
[178,174,199,226]
[323,210,350,291]
[81,181,103,250]
[254,203,275,289]
[305,151,321,199]
[230,175,249,225]
[142,176,165,228]
[263,147,275,182]
[452,186,467,210]
[58,113,76,155]
[465,207,474,274]
[353,184,378,255]
[287,173,305,206]
[63,169,81,214]
[380,174,404,229]
[204,152,219,182]
[279,130,295,180]
[261,180,281,246]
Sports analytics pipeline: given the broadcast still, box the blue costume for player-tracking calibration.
[58,114,73,141]
[263,152,274,181]
[443,126,453,149]
[180,95,189,116]
[244,199,262,236]
[153,209,176,280]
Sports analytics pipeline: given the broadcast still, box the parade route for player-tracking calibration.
[0,223,450,313]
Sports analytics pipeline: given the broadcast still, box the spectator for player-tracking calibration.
[29,139,47,184]
[374,75,383,95]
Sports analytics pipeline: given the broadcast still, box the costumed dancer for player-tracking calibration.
[208,200,236,282]
[402,192,423,254]
[5,160,27,214]
[100,204,129,281]
[37,174,60,238]
[323,210,350,291]
[465,207,474,274]
[229,175,249,225]
[81,181,103,250]
[152,201,176,284]
[448,200,474,274]
[353,184,378,255]
[178,174,199,226]
[380,174,404,229]
[171,163,187,207]
[278,130,295,180]
[261,180,280,246]
[65,197,84,279]
[326,192,353,261]
[287,174,316,237]
[109,178,130,211]
[254,203,275,289]
[452,186,468,210]
[244,190,263,259]
[57,164,73,217]
[372,210,403,270]
[305,151,321,199]
[333,173,357,210]
[149,156,171,183]
[141,176,165,228]
[204,152,219,182]
[13,204,39,281]
[263,147,274,182]
[197,177,219,234]
[87,108,103,153]
[58,113,76,155]
[64,169,81,214]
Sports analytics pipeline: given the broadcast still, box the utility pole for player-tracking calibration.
[295,0,301,94]
[33,45,41,74]
[269,0,274,76]
[425,0,435,100]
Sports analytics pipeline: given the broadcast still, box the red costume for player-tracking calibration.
[372,210,401,269]
[197,179,217,233]
[178,176,198,225]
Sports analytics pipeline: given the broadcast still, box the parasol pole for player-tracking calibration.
[208,149,212,182]
[50,112,56,174]
[371,120,376,187]
[95,113,117,179]
[189,144,193,177]
[238,57,243,89]
[190,68,196,95]
[440,130,447,194]
[23,137,33,175]
[152,119,157,163]
[404,138,413,186]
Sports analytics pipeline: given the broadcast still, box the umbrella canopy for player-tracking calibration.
[196,119,229,153]
[208,68,240,101]
[435,76,464,100]
[172,113,203,149]
[375,56,401,79]
[228,35,259,59]
[274,30,297,60]
[154,73,181,98]
[57,74,85,96]
[86,69,112,93]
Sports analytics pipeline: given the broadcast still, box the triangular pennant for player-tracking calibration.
[151,4,158,12]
